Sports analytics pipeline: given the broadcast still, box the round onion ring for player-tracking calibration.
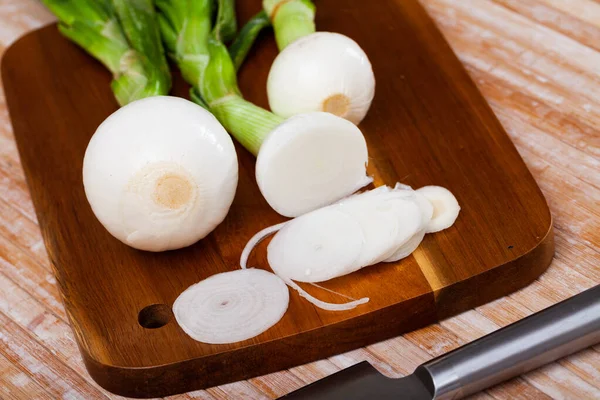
[173,269,289,344]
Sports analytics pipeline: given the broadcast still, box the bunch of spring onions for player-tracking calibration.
[43,0,239,251]
[42,0,171,105]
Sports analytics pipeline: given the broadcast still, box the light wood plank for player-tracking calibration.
[0,352,53,400]
[535,0,600,29]
[0,232,66,320]
[0,310,111,399]
[492,0,600,52]
[0,272,125,399]
[0,0,55,50]
[0,197,51,270]
[423,0,600,129]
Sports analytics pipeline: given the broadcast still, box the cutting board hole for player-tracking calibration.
[138,304,173,329]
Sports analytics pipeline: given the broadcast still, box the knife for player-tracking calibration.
[279,284,600,399]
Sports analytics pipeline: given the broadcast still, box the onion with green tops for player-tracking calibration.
[43,0,238,251]
[156,0,371,217]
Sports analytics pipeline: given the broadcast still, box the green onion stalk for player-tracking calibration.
[154,0,371,218]
[154,0,283,156]
[42,0,171,105]
[263,0,315,50]
[228,10,271,71]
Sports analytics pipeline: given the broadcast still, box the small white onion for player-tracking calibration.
[256,112,371,217]
[267,32,375,124]
[83,96,238,251]
[416,186,460,233]
[173,269,289,344]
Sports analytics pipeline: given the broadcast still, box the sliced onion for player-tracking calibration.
[173,269,289,344]
[337,189,423,268]
[416,186,460,233]
[384,229,426,262]
[267,207,365,283]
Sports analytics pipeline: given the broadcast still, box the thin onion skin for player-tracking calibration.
[173,269,289,344]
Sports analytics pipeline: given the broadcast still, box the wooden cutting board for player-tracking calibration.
[1,0,554,397]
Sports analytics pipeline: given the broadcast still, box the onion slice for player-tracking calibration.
[383,190,434,262]
[416,186,460,233]
[240,219,369,311]
[173,269,289,344]
[337,189,423,268]
[267,207,365,283]
[384,229,426,262]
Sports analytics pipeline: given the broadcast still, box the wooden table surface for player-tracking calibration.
[0,0,598,399]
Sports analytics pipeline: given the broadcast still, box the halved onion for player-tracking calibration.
[256,112,371,217]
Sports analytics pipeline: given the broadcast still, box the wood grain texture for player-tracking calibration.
[0,0,597,399]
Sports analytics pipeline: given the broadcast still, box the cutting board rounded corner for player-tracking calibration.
[434,218,554,320]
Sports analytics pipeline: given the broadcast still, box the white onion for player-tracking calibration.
[173,269,289,344]
[83,96,238,251]
[256,112,371,217]
[416,186,460,233]
[267,32,375,125]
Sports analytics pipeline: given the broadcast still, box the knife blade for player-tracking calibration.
[279,284,600,400]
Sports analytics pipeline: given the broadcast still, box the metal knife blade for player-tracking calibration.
[278,284,600,400]
[278,361,433,400]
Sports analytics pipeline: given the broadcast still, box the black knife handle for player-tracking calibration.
[417,284,600,399]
